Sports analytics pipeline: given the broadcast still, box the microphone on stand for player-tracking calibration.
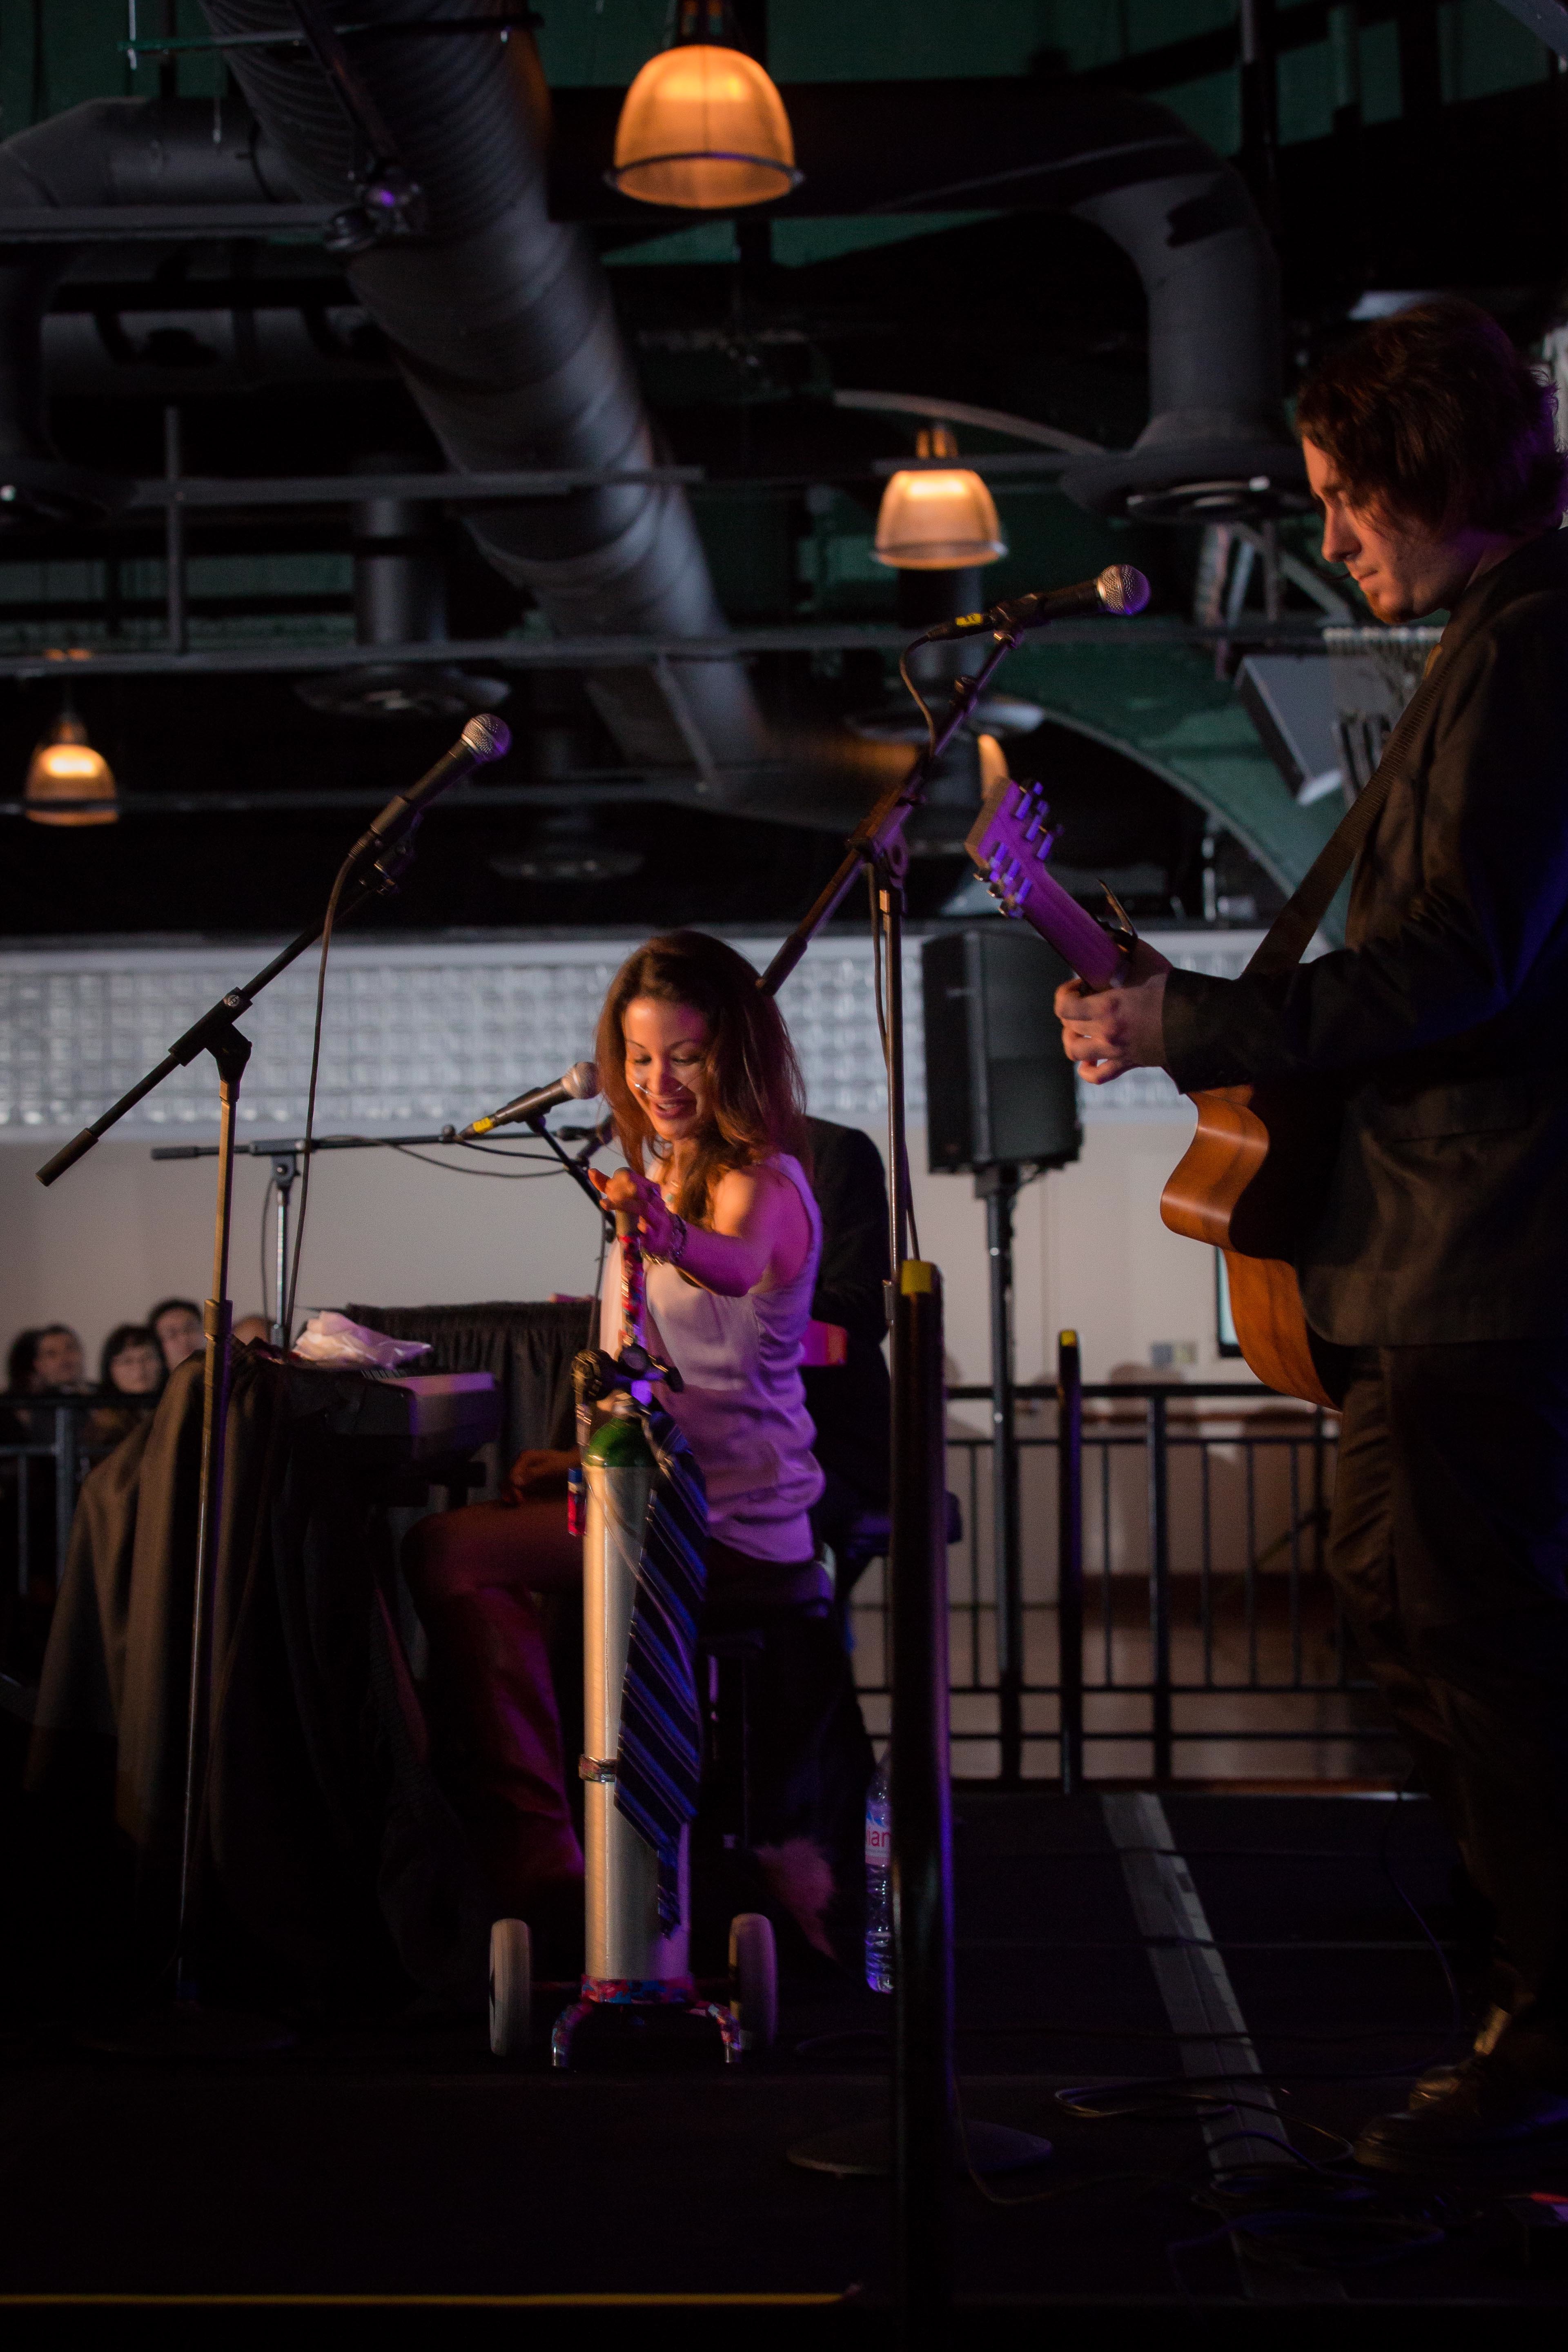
[346,712,512,866]
[918,564,1150,643]
[458,1060,599,1140]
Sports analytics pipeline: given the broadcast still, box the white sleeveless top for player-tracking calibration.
[598,1150,824,1563]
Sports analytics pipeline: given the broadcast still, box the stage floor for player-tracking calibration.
[3,1791,1566,2337]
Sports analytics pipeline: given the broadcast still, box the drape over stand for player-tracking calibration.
[27,1351,491,2004]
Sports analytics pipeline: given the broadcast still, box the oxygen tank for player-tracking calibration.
[577,1213,691,1989]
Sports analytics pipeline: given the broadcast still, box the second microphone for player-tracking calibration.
[459,1060,600,1140]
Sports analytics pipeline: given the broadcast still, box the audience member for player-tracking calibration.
[7,1325,90,1396]
[99,1324,163,1396]
[232,1314,271,1348]
[148,1298,203,1373]
[86,1322,164,1452]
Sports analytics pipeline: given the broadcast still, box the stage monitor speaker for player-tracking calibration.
[922,924,1081,1174]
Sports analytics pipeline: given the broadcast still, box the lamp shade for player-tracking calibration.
[873,467,1007,570]
[610,44,800,210]
[24,712,117,826]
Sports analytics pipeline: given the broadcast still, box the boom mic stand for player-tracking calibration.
[767,628,1054,2329]
[38,831,426,2058]
[153,1118,612,1347]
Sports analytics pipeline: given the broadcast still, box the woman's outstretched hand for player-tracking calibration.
[590,1165,681,1256]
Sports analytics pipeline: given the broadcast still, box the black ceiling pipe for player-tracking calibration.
[40,301,394,401]
[0,96,298,523]
[555,76,1306,523]
[296,450,512,723]
[199,0,771,780]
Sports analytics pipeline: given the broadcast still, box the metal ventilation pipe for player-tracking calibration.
[552,75,1305,525]
[201,0,771,780]
[0,96,298,522]
[1058,163,1303,521]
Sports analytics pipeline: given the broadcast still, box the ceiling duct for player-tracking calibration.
[0,51,1304,840]
[39,299,392,401]
[200,0,771,784]
[0,96,298,524]
[560,75,1307,525]
[1056,165,1305,523]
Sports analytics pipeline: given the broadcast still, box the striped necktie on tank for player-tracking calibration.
[614,1407,708,1931]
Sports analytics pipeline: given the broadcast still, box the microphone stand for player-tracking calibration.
[769,627,1053,2329]
[152,1119,612,1347]
[47,838,418,2058]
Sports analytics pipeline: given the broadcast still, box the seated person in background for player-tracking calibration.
[405,931,873,1967]
[232,1314,271,1348]
[802,1116,891,1598]
[3,1326,91,1597]
[7,1324,90,1398]
[147,1297,203,1374]
[85,1322,164,1452]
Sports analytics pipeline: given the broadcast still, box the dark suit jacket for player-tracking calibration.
[802,1116,892,1504]
[1163,529,1568,1345]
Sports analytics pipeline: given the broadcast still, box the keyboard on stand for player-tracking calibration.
[327,1370,502,1503]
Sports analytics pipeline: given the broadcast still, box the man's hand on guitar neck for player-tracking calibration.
[1055,939,1173,1085]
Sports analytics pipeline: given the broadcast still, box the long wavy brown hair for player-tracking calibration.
[596,931,810,1221]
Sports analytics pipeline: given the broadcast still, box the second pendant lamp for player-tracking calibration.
[874,428,1008,572]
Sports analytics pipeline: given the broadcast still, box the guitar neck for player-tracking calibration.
[965,774,1127,987]
[1005,865,1126,989]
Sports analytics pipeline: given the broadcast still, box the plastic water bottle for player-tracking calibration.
[864,1754,893,1993]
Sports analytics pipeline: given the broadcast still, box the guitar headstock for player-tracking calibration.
[964,773,1059,923]
[962,771,1127,989]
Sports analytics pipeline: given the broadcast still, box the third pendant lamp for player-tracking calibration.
[609,0,801,211]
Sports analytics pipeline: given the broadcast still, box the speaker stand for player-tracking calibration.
[975,1162,1025,1787]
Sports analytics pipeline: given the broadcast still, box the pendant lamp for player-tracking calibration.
[609,0,801,211]
[873,427,1007,571]
[24,708,117,827]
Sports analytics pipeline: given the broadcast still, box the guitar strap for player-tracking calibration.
[1243,646,1446,979]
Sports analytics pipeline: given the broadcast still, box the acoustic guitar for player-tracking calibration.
[965,773,1344,1409]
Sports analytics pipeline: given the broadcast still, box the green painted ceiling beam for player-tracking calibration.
[1003,639,1345,934]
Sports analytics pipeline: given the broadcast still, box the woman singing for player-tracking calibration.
[405,931,872,1968]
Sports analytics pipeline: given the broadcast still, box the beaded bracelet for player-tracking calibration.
[645,1207,688,1266]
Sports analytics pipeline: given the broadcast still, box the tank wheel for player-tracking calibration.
[729,1910,777,2054]
[489,1917,533,2058]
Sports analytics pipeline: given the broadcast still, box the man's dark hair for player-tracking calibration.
[7,1323,74,1393]
[1296,297,1568,538]
[147,1296,200,1330]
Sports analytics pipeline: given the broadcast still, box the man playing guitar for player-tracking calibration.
[1058,298,1568,2167]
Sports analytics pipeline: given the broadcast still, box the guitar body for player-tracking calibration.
[1160,1083,1350,1409]
[964,773,1351,1410]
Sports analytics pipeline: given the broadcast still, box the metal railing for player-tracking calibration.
[6,1358,1383,1784]
[848,1335,1387,1785]
[0,1394,111,1600]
